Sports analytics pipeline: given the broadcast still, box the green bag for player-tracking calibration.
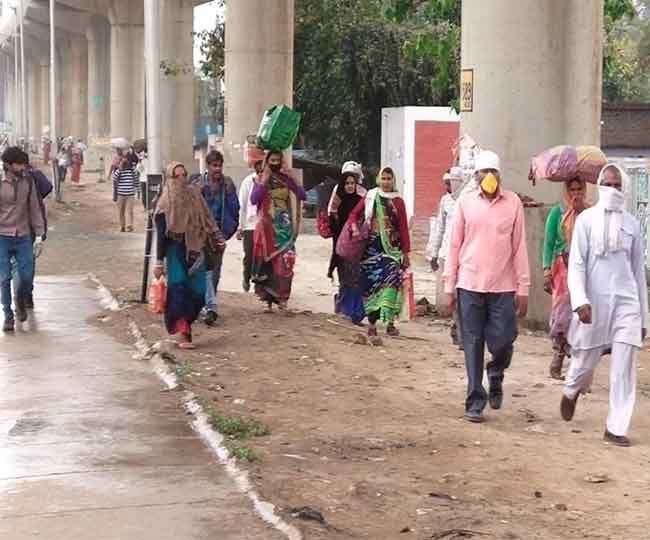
[256,105,302,151]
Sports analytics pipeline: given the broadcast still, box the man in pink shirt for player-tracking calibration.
[444,150,530,423]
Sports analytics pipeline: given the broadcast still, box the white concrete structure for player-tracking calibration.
[460,0,604,202]
[381,106,460,220]
[0,0,206,169]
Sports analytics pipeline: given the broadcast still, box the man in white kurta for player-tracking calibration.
[561,164,649,446]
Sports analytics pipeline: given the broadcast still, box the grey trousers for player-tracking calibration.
[458,289,518,413]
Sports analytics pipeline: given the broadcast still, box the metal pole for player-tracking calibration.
[18,0,26,143]
[13,21,19,144]
[49,0,61,202]
[141,0,163,303]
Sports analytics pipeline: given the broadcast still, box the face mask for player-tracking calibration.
[480,173,499,195]
[598,185,625,211]
[269,164,281,173]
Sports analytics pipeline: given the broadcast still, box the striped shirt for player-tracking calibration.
[113,167,139,197]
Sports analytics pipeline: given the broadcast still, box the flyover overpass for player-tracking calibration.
[0,0,602,200]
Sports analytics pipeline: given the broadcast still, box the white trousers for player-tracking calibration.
[564,343,637,436]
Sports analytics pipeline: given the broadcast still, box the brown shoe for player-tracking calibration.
[386,323,400,337]
[604,430,631,447]
[550,352,564,380]
[560,393,579,421]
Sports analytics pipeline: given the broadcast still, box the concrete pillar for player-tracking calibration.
[460,0,603,203]
[158,0,196,169]
[39,57,49,135]
[86,16,111,142]
[27,56,41,145]
[224,0,294,183]
[109,0,144,142]
[59,38,72,137]
[68,36,89,141]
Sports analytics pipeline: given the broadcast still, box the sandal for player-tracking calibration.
[386,324,400,337]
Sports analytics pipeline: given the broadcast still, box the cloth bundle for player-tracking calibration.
[529,145,607,185]
[256,105,302,151]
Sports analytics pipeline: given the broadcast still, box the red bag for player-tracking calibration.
[317,210,333,239]
[148,276,167,314]
[336,218,369,262]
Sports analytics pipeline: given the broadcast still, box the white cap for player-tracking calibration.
[342,161,364,180]
[474,150,500,172]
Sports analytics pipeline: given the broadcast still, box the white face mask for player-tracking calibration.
[598,185,625,212]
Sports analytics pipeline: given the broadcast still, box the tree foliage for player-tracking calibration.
[295,0,460,166]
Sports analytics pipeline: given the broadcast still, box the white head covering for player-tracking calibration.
[341,161,364,182]
[474,150,500,172]
[593,163,629,256]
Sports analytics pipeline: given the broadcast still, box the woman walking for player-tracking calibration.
[250,151,306,313]
[349,167,411,339]
[154,162,223,349]
[543,178,588,378]
[328,167,366,323]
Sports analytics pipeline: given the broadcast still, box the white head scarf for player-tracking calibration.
[593,163,629,256]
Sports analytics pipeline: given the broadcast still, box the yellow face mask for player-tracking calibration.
[480,173,499,195]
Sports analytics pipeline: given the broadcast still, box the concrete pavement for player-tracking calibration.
[0,276,283,539]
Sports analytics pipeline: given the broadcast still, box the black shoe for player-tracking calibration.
[24,294,34,310]
[2,318,14,333]
[561,393,579,421]
[489,382,503,410]
[604,430,631,447]
[14,297,27,322]
[204,310,218,326]
[242,279,250,293]
[464,410,485,423]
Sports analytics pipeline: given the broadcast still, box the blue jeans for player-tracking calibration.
[458,289,518,413]
[204,249,225,312]
[0,235,34,320]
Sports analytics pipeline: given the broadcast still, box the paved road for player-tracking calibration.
[0,276,283,540]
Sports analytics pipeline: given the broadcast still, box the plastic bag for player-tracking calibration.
[256,105,302,151]
[148,276,167,314]
[317,210,333,239]
[400,271,416,322]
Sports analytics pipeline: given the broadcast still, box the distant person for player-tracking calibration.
[0,147,45,332]
[561,164,648,447]
[250,150,306,313]
[349,166,411,340]
[444,150,530,424]
[199,150,240,326]
[112,155,140,232]
[237,159,264,292]
[542,177,589,379]
[328,162,366,324]
[154,162,223,349]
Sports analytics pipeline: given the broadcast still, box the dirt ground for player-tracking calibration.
[37,171,650,540]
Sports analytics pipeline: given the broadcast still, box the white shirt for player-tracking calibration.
[568,207,649,349]
[238,172,258,231]
[426,193,456,261]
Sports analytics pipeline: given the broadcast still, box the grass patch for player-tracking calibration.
[202,403,269,462]
[174,361,193,382]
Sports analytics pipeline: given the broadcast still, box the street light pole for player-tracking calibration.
[18,0,26,142]
[49,0,60,202]
[13,18,19,144]
[141,0,163,303]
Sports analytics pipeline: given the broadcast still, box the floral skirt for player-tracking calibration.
[360,234,404,324]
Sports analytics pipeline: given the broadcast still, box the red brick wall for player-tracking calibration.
[602,103,650,149]
[414,121,459,218]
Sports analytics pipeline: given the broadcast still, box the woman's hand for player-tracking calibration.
[153,262,165,279]
[260,165,272,185]
[402,253,411,269]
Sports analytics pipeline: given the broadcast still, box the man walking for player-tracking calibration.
[237,160,263,292]
[201,150,240,325]
[561,164,648,447]
[427,167,464,346]
[0,147,46,332]
[444,150,530,423]
[112,155,140,232]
